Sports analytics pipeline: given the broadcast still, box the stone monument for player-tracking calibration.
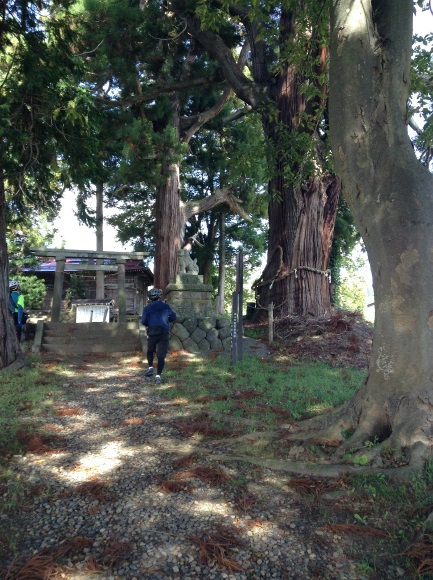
[164,249,231,353]
[165,249,215,318]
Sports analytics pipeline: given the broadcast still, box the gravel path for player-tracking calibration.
[3,353,372,579]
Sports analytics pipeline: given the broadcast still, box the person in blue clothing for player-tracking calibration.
[141,288,177,384]
[9,280,25,342]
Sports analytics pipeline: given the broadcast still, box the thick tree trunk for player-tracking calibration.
[313,0,433,467]
[0,176,26,370]
[188,10,339,320]
[154,163,183,291]
[251,9,339,321]
[254,175,339,319]
[154,94,183,291]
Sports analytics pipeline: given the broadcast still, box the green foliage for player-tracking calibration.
[215,266,258,313]
[334,249,368,314]
[0,1,98,208]
[65,275,87,300]
[339,469,433,574]
[7,214,56,274]
[17,276,46,310]
[6,214,55,308]
[410,29,433,168]
[329,195,361,298]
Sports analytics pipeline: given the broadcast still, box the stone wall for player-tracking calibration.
[168,315,231,353]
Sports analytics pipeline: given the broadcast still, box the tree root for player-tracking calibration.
[275,387,433,470]
[4,352,28,371]
[159,381,433,473]
[146,437,425,479]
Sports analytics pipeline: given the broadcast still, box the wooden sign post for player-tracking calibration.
[230,250,244,365]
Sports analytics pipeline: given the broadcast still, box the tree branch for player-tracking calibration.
[182,186,252,223]
[95,76,223,109]
[185,14,269,108]
[222,105,252,124]
[179,35,250,141]
[180,86,234,143]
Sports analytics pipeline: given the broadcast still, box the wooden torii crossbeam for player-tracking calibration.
[30,248,149,323]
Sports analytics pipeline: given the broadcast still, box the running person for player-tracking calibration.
[141,288,177,384]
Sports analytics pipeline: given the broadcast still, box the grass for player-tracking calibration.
[0,353,65,458]
[163,353,366,424]
[0,352,68,563]
[336,468,433,575]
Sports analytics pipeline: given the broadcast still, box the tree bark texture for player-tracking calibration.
[253,12,340,319]
[255,174,339,318]
[0,176,26,370]
[327,0,433,466]
[188,9,340,320]
[154,97,183,291]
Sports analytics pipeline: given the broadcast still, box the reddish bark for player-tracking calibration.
[0,176,26,370]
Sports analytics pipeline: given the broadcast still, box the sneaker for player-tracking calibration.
[154,375,161,384]
[145,367,154,377]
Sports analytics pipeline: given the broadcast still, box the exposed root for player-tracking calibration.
[146,434,428,479]
[4,351,28,371]
[274,387,433,470]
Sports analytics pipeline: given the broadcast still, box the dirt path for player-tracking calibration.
[1,352,408,579]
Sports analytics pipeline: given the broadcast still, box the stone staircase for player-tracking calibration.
[33,321,143,355]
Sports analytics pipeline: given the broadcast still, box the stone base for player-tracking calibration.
[166,274,213,292]
[165,273,215,320]
[168,315,231,354]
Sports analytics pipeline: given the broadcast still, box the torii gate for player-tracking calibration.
[30,248,149,324]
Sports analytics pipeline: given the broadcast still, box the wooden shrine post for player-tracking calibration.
[52,258,65,322]
[117,259,126,323]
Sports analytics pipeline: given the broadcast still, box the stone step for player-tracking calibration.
[41,341,140,354]
[42,334,139,346]
[43,329,140,341]
[36,321,142,354]
[44,322,139,334]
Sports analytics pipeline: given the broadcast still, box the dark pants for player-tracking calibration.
[147,332,169,375]
[13,312,22,342]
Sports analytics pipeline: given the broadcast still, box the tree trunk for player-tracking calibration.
[254,175,340,319]
[187,8,339,320]
[251,10,339,321]
[154,161,183,291]
[0,176,26,370]
[306,0,433,468]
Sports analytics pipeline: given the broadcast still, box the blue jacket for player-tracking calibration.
[141,300,176,333]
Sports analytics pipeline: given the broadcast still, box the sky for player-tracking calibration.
[52,7,433,253]
[52,191,133,252]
